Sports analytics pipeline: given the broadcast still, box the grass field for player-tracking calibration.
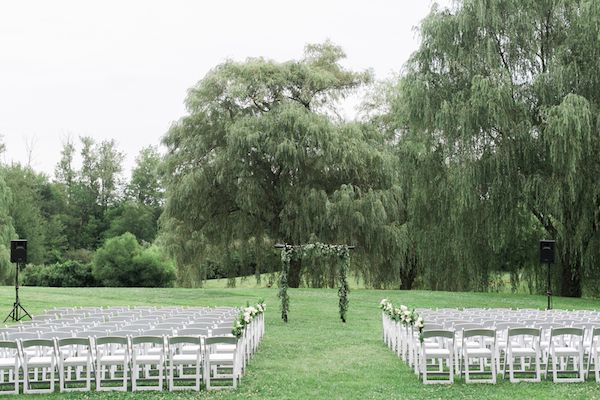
[2,285,600,399]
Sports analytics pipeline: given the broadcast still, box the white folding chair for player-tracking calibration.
[547,327,585,382]
[95,336,130,391]
[204,336,239,390]
[588,327,600,382]
[420,330,455,384]
[167,336,202,391]
[56,337,93,392]
[178,328,208,355]
[462,328,496,383]
[506,327,542,383]
[20,338,58,394]
[130,335,166,391]
[0,340,20,395]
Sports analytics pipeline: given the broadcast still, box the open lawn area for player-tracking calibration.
[1,286,600,399]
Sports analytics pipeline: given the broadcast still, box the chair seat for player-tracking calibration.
[511,347,536,357]
[465,348,492,357]
[64,356,88,366]
[135,355,162,364]
[424,348,451,357]
[99,355,126,364]
[553,347,580,356]
[216,344,236,352]
[28,356,53,367]
[182,345,200,353]
[209,353,234,363]
[0,357,18,368]
[172,354,199,364]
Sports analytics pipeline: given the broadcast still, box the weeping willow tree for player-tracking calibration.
[0,171,17,284]
[396,0,600,296]
[162,42,405,287]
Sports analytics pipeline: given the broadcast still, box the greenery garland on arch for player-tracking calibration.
[278,243,351,323]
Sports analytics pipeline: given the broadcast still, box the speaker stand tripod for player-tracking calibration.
[4,262,31,322]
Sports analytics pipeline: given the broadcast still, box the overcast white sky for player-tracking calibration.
[0,0,440,177]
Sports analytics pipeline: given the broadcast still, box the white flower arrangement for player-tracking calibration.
[232,300,266,338]
[378,299,423,332]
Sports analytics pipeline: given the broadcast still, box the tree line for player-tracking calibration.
[2,0,599,297]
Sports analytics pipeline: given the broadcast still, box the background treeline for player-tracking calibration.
[1,0,599,297]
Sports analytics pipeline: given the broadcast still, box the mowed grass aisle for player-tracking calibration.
[1,286,600,399]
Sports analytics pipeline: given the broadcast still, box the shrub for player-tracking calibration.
[131,245,176,287]
[21,261,96,287]
[93,233,176,287]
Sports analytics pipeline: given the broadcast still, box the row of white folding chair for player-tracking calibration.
[40,307,236,323]
[418,327,591,384]
[382,313,600,384]
[0,334,243,394]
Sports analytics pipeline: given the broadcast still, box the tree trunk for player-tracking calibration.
[399,255,418,290]
[559,251,582,297]
[288,257,302,288]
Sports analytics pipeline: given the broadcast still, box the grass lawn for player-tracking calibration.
[1,285,600,399]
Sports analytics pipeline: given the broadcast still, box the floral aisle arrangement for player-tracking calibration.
[379,299,424,340]
[232,300,266,338]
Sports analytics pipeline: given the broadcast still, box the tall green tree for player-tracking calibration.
[0,169,16,283]
[396,0,600,296]
[2,165,48,265]
[162,42,402,287]
[128,146,164,211]
[96,139,124,210]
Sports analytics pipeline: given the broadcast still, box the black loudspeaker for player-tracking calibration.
[10,240,27,264]
[540,240,555,264]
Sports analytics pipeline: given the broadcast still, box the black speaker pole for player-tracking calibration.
[4,262,31,323]
[546,261,552,310]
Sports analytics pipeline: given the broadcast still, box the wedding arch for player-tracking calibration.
[277,243,353,323]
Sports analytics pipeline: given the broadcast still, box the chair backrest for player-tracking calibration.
[168,335,201,346]
[20,338,55,349]
[551,327,584,337]
[95,336,129,346]
[185,322,214,329]
[144,328,173,336]
[508,327,540,337]
[463,328,496,339]
[132,318,158,325]
[6,331,38,340]
[550,327,584,348]
[421,329,455,340]
[78,316,105,324]
[154,323,184,330]
[38,330,73,340]
[122,324,152,331]
[0,340,18,350]
[57,337,91,347]
[75,329,109,338]
[178,328,209,337]
[131,335,164,346]
[205,336,238,346]
[211,327,233,336]
[422,323,443,330]
[110,329,140,337]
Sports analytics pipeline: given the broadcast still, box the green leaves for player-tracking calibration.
[394,0,600,296]
[162,42,392,286]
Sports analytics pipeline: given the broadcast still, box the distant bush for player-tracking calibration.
[93,233,176,287]
[22,261,97,287]
[131,245,177,287]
